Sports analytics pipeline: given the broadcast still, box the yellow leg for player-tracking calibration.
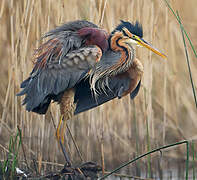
[56,115,64,143]
[55,115,71,165]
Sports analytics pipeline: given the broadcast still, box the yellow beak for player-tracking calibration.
[135,36,167,59]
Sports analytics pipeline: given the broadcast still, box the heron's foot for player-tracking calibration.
[61,161,101,179]
[43,162,101,179]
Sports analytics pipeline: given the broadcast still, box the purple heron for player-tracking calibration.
[17,20,166,152]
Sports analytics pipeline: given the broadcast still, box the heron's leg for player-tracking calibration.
[55,115,72,166]
[56,89,75,165]
[60,117,67,144]
[58,89,75,144]
[56,115,64,143]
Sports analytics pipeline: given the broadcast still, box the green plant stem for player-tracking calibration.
[133,101,140,175]
[176,12,197,109]
[186,141,189,180]
[2,129,22,179]
[164,0,197,58]
[99,140,189,180]
[146,116,151,178]
[192,141,195,180]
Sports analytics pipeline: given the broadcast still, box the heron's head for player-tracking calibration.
[110,20,166,59]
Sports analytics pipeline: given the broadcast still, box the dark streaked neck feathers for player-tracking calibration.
[89,21,143,95]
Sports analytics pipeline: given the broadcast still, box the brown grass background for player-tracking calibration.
[0,0,197,177]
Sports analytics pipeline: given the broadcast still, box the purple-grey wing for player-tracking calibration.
[74,77,141,115]
[17,45,102,114]
[17,20,102,114]
[42,20,98,56]
[74,49,141,114]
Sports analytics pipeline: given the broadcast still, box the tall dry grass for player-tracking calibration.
[0,0,197,178]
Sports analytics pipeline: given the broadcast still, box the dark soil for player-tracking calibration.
[1,161,101,180]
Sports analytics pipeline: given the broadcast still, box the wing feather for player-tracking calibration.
[17,20,112,114]
[17,45,102,114]
[74,75,133,114]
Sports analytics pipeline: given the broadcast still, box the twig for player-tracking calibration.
[49,111,57,129]
[99,0,107,26]
[76,167,84,176]
[0,159,64,167]
[49,111,72,166]
[100,141,105,176]
[17,125,30,170]
[32,158,39,175]
[0,143,10,153]
[66,124,84,162]
[33,160,64,167]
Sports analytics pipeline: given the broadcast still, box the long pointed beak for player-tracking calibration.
[135,36,167,59]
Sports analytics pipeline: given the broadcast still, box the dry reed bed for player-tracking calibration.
[0,0,197,177]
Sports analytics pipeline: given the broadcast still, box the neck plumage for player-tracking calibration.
[109,31,135,75]
[89,31,135,95]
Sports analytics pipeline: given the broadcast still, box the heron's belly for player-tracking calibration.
[60,88,76,120]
